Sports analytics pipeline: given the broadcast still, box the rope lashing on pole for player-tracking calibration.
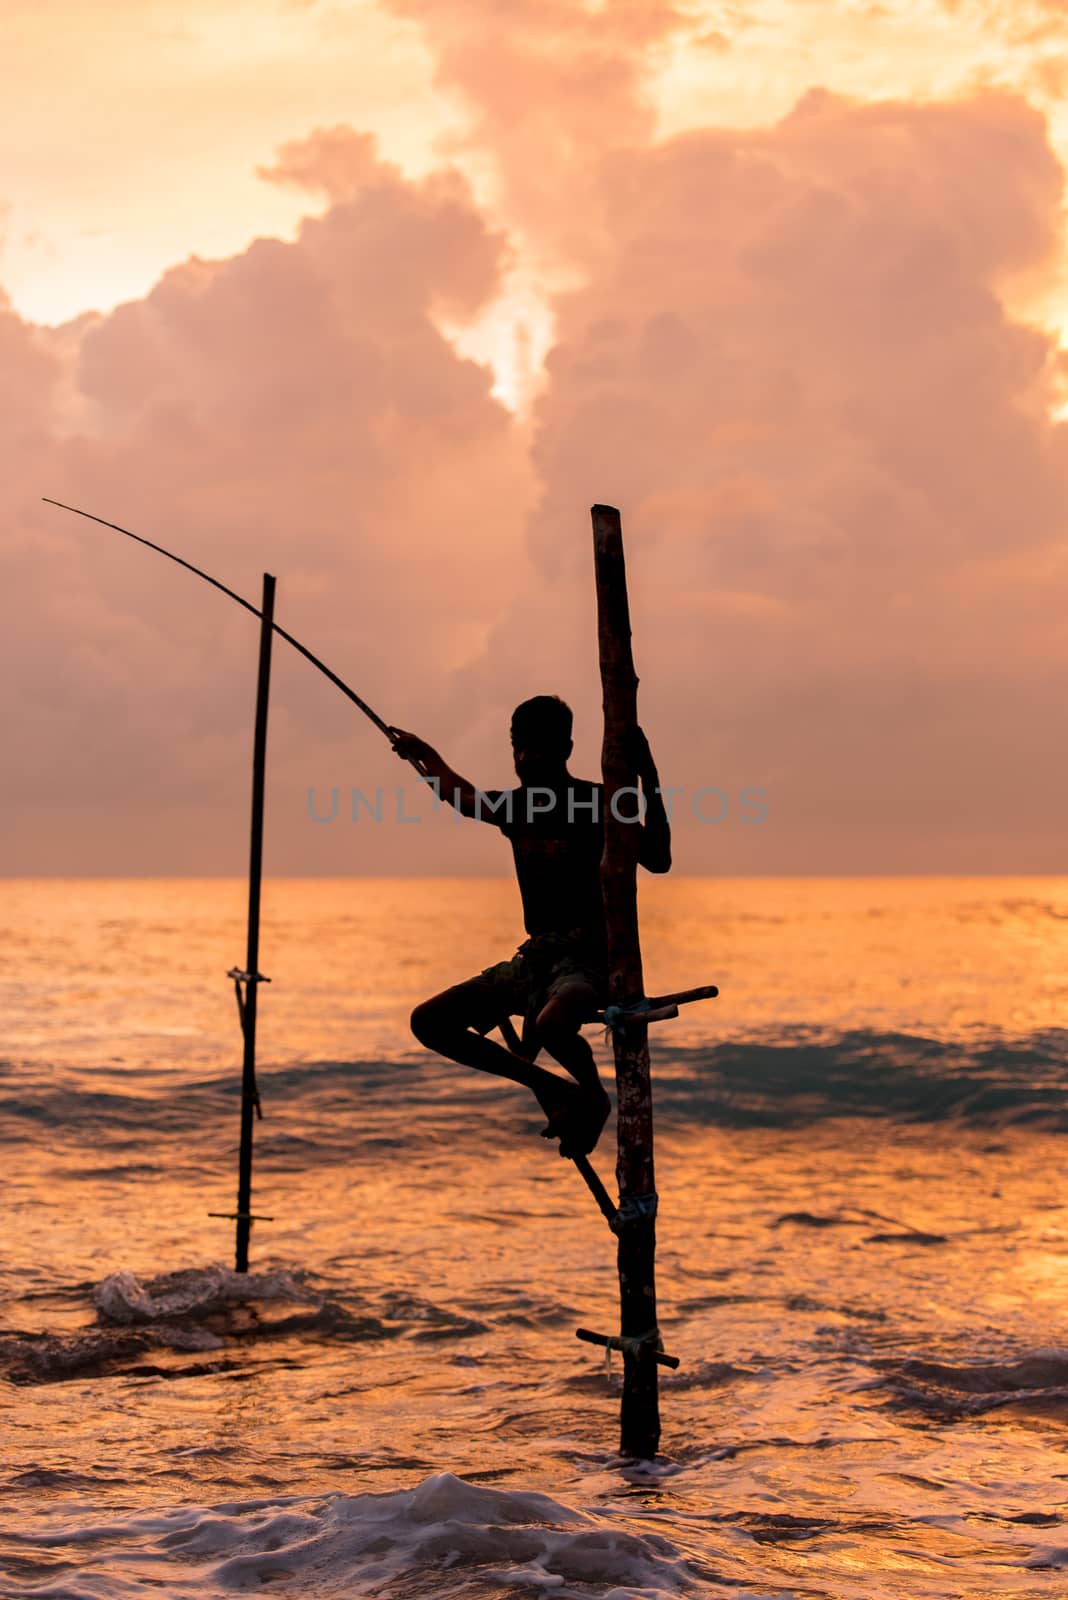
[226,968,270,1118]
[600,998,660,1045]
[227,967,272,1024]
[575,1326,679,1372]
[599,984,720,1042]
[602,998,652,1033]
[613,1192,658,1229]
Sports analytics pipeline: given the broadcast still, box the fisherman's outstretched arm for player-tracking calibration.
[631,725,672,873]
[388,727,483,817]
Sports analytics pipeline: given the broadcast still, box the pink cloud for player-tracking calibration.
[5,64,1068,875]
[4,140,537,873]
[445,88,1068,871]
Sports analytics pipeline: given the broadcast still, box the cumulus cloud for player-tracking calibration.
[382,0,692,270]
[6,14,1068,878]
[6,136,538,873]
[447,88,1068,871]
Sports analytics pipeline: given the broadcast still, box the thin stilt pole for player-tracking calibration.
[235,572,276,1273]
[591,504,661,1460]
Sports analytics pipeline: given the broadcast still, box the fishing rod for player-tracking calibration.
[41,497,396,742]
[41,494,623,1226]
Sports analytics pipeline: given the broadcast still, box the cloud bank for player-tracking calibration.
[5,27,1068,875]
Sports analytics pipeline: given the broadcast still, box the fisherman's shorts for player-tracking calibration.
[464,931,607,1038]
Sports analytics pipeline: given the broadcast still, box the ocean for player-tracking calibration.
[2,876,1068,1598]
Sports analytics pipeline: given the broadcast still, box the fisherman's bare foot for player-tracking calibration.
[538,1080,612,1158]
[534,1074,578,1140]
[566,1083,612,1157]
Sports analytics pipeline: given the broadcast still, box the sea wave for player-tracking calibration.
[0,1472,710,1598]
[872,1347,1068,1421]
[4,1028,1068,1143]
[652,1026,1068,1128]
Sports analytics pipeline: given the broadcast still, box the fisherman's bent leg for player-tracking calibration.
[535,978,602,1091]
[410,980,577,1119]
[534,978,612,1155]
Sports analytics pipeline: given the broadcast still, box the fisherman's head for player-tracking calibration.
[511,695,573,784]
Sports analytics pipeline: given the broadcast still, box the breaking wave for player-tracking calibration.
[1,1472,709,1598]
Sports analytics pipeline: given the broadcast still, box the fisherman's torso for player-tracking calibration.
[494,779,605,953]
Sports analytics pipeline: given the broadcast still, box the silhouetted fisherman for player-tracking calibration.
[391,695,671,1156]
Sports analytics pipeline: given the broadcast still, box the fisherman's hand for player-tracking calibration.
[625,724,656,778]
[388,727,434,766]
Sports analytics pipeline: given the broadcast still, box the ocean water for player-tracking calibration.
[2,875,1068,1598]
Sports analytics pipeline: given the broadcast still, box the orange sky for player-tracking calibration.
[6,0,1068,874]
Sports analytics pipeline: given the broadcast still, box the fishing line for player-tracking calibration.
[42,497,397,742]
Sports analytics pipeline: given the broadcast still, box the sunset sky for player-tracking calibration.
[6,0,1068,875]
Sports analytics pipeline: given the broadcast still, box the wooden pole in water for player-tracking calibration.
[591,504,661,1460]
[235,572,276,1273]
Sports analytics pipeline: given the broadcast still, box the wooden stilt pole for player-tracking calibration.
[591,504,661,1460]
[234,572,276,1273]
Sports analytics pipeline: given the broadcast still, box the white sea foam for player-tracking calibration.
[10,1473,709,1598]
[93,1265,310,1325]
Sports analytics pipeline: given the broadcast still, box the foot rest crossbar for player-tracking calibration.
[576,1326,680,1370]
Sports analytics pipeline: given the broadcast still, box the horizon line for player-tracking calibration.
[3,871,1068,883]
